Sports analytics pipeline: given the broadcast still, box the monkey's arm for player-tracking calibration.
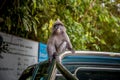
[67,41,75,54]
[64,33,75,54]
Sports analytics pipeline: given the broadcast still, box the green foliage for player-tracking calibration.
[0,0,120,52]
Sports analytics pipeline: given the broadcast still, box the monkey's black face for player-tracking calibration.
[54,25,59,30]
[53,24,65,35]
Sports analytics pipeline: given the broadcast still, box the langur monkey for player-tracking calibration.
[47,19,75,62]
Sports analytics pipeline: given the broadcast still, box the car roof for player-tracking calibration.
[59,51,120,64]
[59,51,120,59]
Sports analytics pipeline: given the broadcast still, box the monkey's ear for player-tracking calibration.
[57,18,61,22]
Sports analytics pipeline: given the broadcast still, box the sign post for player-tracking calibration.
[38,43,48,62]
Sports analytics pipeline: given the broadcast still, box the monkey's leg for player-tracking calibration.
[54,41,67,63]
[58,41,67,53]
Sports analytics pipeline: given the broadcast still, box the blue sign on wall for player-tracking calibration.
[38,42,48,62]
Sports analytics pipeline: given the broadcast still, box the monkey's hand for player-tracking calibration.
[49,52,58,63]
[71,49,75,54]
[49,58,52,63]
[53,52,58,59]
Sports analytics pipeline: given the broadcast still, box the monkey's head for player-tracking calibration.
[52,19,66,35]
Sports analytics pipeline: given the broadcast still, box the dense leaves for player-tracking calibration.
[0,0,120,52]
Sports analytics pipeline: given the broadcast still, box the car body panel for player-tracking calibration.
[19,51,120,80]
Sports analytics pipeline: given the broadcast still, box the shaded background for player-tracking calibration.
[0,0,120,52]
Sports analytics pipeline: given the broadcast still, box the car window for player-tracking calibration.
[19,65,36,80]
[75,67,120,80]
[19,61,50,80]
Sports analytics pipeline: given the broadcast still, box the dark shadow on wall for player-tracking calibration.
[0,35,9,59]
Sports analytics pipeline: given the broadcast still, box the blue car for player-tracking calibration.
[19,51,120,80]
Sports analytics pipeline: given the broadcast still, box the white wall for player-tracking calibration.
[0,32,38,80]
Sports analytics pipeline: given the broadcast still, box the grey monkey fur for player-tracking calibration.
[47,19,75,62]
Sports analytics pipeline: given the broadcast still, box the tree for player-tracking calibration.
[0,0,120,52]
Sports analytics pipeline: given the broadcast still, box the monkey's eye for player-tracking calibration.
[54,25,58,29]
